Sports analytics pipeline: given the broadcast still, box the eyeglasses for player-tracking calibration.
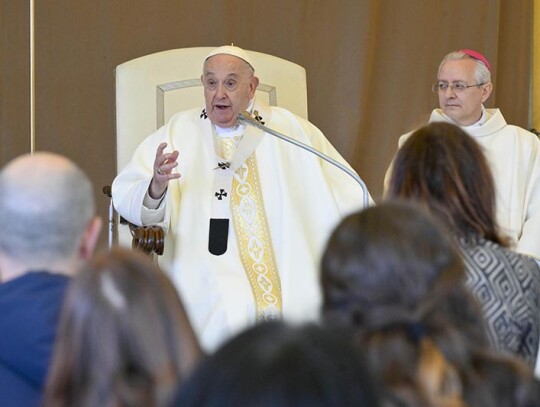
[431,82,487,93]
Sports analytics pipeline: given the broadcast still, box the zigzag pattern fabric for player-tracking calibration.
[457,236,540,367]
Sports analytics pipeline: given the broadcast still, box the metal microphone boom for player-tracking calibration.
[237,111,370,209]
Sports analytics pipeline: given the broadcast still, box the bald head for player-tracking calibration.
[0,152,96,266]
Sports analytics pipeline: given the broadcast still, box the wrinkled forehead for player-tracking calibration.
[438,58,477,80]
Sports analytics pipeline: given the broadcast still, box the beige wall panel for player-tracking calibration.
[0,0,30,165]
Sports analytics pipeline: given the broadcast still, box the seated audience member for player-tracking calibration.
[174,320,382,407]
[387,122,540,367]
[43,248,202,407]
[321,202,540,407]
[0,153,101,407]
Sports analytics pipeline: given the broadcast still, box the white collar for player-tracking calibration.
[441,105,489,128]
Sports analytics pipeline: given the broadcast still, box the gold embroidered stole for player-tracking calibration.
[215,134,282,320]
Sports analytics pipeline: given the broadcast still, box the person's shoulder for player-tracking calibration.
[1,270,67,285]
[395,110,437,148]
[167,106,203,124]
[143,107,203,142]
[32,270,71,285]
[269,105,306,124]
[457,235,505,259]
[3,271,70,295]
[397,129,416,148]
[503,125,540,154]
[488,109,539,140]
[510,125,540,141]
[458,238,540,286]
[268,105,323,135]
[480,239,540,272]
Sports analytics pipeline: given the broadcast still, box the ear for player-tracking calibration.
[249,76,260,99]
[79,216,103,260]
[480,82,493,103]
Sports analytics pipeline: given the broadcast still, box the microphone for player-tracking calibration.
[237,111,370,209]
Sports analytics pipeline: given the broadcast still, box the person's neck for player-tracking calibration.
[0,254,77,283]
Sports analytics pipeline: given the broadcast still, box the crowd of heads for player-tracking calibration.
[34,197,539,407]
[322,202,540,406]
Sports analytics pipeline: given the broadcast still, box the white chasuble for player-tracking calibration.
[112,100,368,351]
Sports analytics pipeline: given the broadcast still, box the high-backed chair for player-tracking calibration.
[111,47,309,261]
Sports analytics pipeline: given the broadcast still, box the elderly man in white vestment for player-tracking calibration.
[112,45,369,351]
[385,49,540,259]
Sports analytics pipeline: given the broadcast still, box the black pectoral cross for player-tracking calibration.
[215,189,227,200]
[214,162,230,170]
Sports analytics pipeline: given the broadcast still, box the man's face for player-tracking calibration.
[437,58,492,126]
[201,54,259,128]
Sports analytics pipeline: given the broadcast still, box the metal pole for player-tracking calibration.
[29,0,35,153]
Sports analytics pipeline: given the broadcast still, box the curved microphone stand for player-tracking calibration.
[237,111,370,209]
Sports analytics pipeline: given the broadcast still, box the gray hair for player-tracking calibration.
[0,154,95,263]
[437,51,491,85]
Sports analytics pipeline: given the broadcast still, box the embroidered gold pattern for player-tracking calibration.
[214,135,282,320]
[232,156,282,320]
[218,136,240,159]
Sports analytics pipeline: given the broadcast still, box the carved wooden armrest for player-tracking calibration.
[102,185,164,256]
[122,219,165,256]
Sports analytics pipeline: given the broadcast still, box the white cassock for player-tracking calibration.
[112,99,370,351]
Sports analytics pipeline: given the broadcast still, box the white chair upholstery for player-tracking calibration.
[113,47,309,250]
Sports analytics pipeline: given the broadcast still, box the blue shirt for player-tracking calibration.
[0,271,69,407]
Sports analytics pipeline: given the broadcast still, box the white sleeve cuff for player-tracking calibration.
[141,191,166,224]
